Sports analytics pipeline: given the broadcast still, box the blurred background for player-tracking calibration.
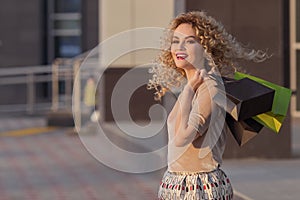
[0,0,297,157]
[0,0,299,199]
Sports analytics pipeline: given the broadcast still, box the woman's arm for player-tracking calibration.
[174,84,198,146]
[173,69,216,147]
[174,80,215,147]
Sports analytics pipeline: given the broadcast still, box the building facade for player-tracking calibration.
[0,0,98,105]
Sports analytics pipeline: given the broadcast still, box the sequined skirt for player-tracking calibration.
[158,168,233,200]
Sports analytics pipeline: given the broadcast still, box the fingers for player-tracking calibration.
[193,69,207,81]
[188,69,207,91]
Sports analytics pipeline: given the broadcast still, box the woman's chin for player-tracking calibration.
[175,63,194,70]
[174,61,189,68]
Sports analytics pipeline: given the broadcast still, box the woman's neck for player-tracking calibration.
[184,68,197,81]
[184,64,207,81]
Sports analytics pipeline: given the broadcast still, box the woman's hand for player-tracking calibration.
[187,69,207,91]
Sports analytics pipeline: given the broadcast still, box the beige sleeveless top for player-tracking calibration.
[167,75,227,173]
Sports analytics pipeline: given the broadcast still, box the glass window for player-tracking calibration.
[55,0,81,13]
[55,36,81,58]
[54,19,81,29]
[47,0,82,61]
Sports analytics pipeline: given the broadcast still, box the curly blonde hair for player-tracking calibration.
[147,11,268,100]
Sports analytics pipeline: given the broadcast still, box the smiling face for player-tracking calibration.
[171,23,205,70]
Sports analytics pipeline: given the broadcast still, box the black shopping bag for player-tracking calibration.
[219,77,275,121]
[225,114,263,146]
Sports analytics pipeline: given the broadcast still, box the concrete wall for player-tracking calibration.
[99,0,174,67]
[186,0,291,158]
[99,0,176,122]
[0,0,44,106]
[103,68,161,121]
[82,0,99,51]
[0,0,44,67]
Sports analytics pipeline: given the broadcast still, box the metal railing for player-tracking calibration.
[0,55,86,115]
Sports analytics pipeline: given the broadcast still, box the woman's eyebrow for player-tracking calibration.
[172,35,196,39]
[185,36,196,39]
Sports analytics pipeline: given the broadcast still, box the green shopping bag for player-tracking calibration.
[234,71,292,133]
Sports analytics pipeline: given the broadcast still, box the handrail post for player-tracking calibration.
[52,59,60,111]
[65,68,72,111]
[26,73,35,114]
[73,59,81,131]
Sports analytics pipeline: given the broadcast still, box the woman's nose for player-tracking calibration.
[177,41,185,50]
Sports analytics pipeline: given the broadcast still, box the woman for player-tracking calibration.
[147,11,267,199]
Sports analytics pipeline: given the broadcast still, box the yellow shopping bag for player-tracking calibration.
[252,112,286,133]
[234,72,292,133]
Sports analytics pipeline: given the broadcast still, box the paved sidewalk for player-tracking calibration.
[0,116,299,199]
[0,121,244,200]
[0,116,46,132]
[0,129,163,200]
[223,158,300,200]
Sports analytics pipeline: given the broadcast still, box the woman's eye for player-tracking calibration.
[171,40,179,44]
[186,39,196,44]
